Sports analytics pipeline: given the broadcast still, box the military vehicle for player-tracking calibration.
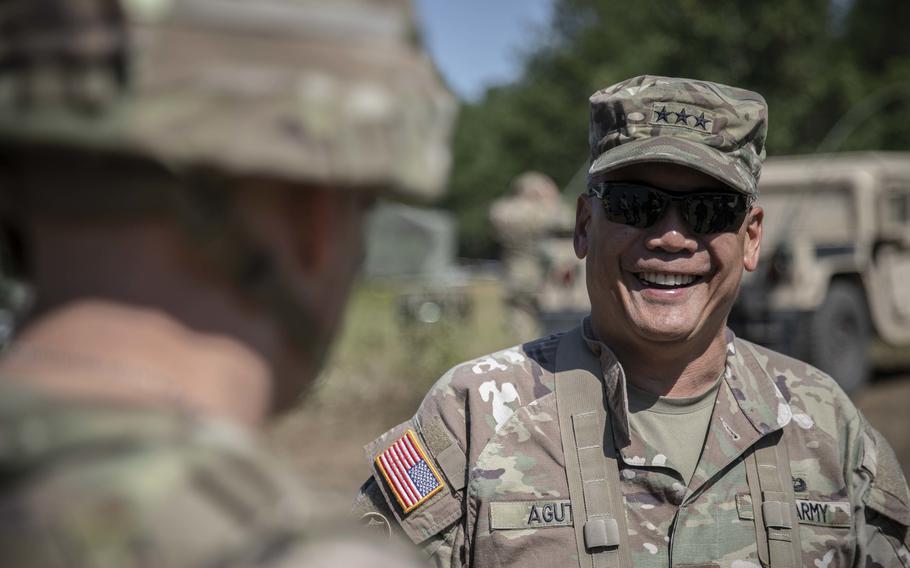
[730,152,910,392]
[364,202,472,326]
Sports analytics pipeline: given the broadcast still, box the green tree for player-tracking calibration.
[448,0,910,258]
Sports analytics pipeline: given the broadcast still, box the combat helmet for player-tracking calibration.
[510,171,560,202]
[0,0,456,200]
[0,0,457,371]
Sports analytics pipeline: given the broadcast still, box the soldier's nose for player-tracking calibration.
[645,205,698,253]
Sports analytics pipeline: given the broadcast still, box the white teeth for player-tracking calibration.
[639,272,696,286]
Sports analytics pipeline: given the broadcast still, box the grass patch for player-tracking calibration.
[300,277,515,419]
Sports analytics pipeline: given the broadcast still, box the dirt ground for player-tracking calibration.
[274,400,413,516]
[855,373,910,478]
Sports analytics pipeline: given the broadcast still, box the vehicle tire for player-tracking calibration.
[809,281,871,393]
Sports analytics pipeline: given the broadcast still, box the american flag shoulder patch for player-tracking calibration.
[375,429,445,514]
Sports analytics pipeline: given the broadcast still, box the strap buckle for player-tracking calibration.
[584,517,620,549]
[761,499,794,530]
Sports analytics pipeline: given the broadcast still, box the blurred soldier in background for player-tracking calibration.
[490,172,572,342]
[0,0,453,565]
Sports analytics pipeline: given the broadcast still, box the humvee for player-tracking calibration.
[730,152,910,392]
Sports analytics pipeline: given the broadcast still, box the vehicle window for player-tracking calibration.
[886,192,910,224]
[758,184,853,248]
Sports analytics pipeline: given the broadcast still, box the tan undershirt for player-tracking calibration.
[627,377,721,484]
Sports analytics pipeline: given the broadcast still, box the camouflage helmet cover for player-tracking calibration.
[510,171,560,202]
[0,0,456,201]
[588,75,768,195]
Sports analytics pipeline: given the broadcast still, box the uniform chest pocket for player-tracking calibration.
[735,493,852,528]
[479,500,580,567]
[737,493,855,568]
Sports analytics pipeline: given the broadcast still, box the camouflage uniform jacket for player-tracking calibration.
[0,380,418,568]
[356,321,910,568]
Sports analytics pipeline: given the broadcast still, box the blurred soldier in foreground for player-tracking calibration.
[490,172,572,342]
[355,76,910,567]
[0,0,453,565]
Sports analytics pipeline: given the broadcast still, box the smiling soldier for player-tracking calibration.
[354,76,910,568]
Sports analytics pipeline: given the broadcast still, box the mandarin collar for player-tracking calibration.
[722,329,794,435]
[581,317,632,446]
[578,318,791,450]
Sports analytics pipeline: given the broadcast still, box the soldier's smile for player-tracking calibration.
[637,272,699,287]
[636,271,702,288]
[631,268,709,300]
[576,162,763,346]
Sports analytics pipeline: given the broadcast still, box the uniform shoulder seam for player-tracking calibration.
[736,337,835,382]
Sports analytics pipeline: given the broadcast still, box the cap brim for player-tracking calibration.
[588,136,756,195]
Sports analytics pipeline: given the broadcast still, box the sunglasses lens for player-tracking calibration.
[603,185,666,228]
[683,193,748,234]
[594,182,749,233]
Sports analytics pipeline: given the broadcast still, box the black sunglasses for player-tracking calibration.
[587,181,755,234]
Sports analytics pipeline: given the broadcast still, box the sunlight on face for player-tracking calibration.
[575,163,763,350]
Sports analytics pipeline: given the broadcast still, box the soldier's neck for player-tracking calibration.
[597,325,728,398]
[0,299,271,428]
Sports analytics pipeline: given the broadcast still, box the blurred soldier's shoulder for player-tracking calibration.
[0,379,317,566]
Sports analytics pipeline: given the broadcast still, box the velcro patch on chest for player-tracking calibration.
[375,429,445,514]
[795,499,851,528]
[736,494,851,528]
[490,500,574,530]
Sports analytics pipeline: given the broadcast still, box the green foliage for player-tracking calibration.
[448,0,910,258]
[304,279,515,416]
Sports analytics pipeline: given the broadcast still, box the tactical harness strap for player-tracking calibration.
[555,328,801,568]
[555,326,632,568]
[744,430,802,568]
[739,342,802,568]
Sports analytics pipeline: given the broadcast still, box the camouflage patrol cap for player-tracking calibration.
[588,75,768,195]
[0,0,456,201]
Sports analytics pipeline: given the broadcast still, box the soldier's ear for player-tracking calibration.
[574,195,591,259]
[743,206,763,271]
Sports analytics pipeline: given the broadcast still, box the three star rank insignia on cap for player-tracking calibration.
[651,103,714,131]
[376,429,445,513]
